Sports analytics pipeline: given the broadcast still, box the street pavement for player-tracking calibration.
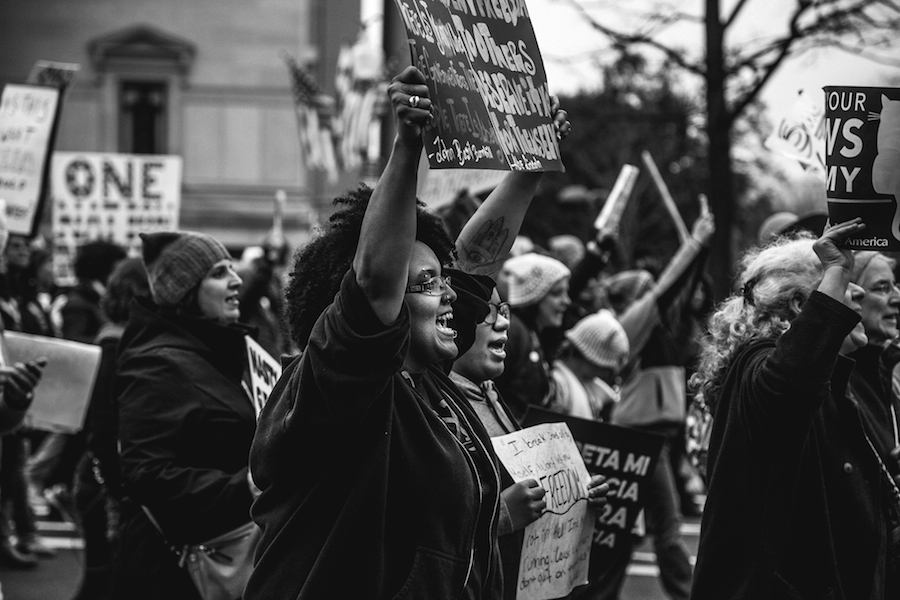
[0,516,702,599]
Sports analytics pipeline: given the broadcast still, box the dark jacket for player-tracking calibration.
[848,344,900,481]
[495,315,551,423]
[691,292,890,600]
[248,270,503,600]
[113,300,256,600]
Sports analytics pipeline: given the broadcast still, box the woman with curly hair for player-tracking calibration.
[690,220,896,600]
[248,66,504,600]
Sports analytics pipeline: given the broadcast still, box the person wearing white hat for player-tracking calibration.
[494,253,572,422]
[550,310,629,421]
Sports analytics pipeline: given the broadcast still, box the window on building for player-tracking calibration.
[119,81,168,154]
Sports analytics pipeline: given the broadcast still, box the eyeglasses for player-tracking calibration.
[868,281,900,296]
[406,274,452,296]
[483,302,510,325]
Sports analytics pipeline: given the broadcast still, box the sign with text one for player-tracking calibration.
[522,408,664,566]
[51,152,182,286]
[393,0,563,172]
[0,84,61,235]
[491,422,594,600]
[245,336,282,419]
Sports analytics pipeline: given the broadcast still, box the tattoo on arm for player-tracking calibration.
[458,218,509,274]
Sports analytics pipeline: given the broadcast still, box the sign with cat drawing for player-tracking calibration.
[824,86,900,249]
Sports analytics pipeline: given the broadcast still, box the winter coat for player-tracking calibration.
[247,270,503,600]
[112,299,256,600]
[691,292,891,600]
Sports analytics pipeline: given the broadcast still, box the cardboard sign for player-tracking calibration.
[393,0,563,172]
[0,84,61,235]
[245,336,282,419]
[492,423,594,600]
[522,408,664,565]
[50,152,182,286]
[4,331,101,433]
[824,86,900,249]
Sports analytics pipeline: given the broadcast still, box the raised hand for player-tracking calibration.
[386,66,433,147]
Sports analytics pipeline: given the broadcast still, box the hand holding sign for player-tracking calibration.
[503,479,548,532]
[388,67,434,146]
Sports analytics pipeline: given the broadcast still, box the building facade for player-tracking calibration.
[0,0,381,250]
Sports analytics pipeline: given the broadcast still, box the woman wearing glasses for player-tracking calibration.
[248,66,574,600]
[448,270,610,600]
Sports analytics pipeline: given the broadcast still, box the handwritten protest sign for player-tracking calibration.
[824,86,900,250]
[3,331,101,433]
[245,336,282,419]
[51,152,182,286]
[392,0,563,172]
[523,408,663,565]
[0,84,61,235]
[492,423,594,600]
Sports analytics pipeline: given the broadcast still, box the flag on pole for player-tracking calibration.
[282,52,338,183]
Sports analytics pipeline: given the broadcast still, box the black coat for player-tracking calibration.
[692,292,891,600]
[112,300,256,600]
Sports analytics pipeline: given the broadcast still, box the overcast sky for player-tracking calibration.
[525,0,900,122]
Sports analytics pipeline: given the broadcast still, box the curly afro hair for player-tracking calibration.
[286,184,456,350]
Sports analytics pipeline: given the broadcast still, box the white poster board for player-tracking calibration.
[0,84,61,235]
[4,331,101,433]
[50,152,182,286]
[245,336,282,419]
[491,423,595,600]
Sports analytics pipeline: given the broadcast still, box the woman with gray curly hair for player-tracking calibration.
[690,219,897,600]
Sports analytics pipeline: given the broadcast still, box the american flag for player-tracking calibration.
[282,52,338,182]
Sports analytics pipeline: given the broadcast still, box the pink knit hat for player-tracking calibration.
[504,253,571,308]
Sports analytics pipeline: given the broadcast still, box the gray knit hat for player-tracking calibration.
[140,231,231,308]
[565,310,630,371]
[504,253,571,308]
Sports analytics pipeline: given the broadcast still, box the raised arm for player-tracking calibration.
[455,98,571,279]
[352,67,433,324]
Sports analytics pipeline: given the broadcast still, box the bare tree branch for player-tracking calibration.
[562,0,707,76]
[723,0,752,30]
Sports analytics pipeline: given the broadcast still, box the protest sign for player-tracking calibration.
[27,61,80,90]
[594,164,639,234]
[824,86,900,250]
[764,89,826,174]
[417,167,506,209]
[491,422,594,600]
[522,408,664,565]
[51,152,182,286]
[393,0,563,172]
[3,331,101,433]
[0,84,61,236]
[245,336,282,419]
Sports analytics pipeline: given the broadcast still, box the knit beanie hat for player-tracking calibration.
[549,235,585,270]
[604,269,654,311]
[444,268,494,357]
[140,231,231,308]
[565,309,630,372]
[504,253,571,308]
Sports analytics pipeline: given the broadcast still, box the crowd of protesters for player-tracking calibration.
[0,64,897,600]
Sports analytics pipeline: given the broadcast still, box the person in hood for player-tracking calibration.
[111,230,257,600]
